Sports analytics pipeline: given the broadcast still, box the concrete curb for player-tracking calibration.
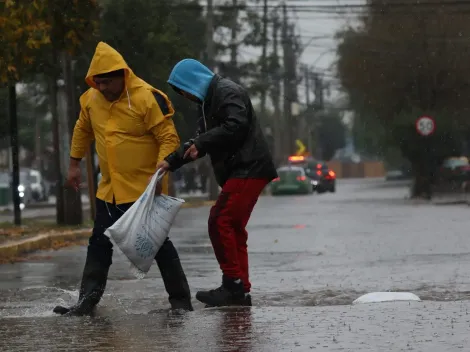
[0,200,215,262]
[433,200,469,206]
[181,200,215,208]
[0,229,91,262]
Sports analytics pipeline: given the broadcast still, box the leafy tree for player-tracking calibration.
[336,0,469,197]
[214,1,270,94]
[0,83,50,151]
[0,0,50,82]
[317,110,346,161]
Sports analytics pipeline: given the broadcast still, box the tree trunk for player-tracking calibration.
[33,83,43,173]
[8,84,21,225]
[410,162,433,200]
[62,52,83,225]
[48,64,65,224]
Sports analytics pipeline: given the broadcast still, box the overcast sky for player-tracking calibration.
[214,0,364,105]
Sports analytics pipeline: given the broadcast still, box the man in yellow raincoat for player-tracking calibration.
[53,42,193,316]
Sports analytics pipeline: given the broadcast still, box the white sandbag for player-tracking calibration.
[104,169,185,279]
[352,292,421,305]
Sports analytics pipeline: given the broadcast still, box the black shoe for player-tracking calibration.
[205,293,252,308]
[155,240,194,312]
[196,276,247,307]
[53,294,101,317]
[53,249,110,317]
[53,305,71,315]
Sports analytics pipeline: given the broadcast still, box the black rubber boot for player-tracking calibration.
[155,240,193,312]
[196,276,250,307]
[53,250,110,317]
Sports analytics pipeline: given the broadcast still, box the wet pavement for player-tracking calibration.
[1,178,470,351]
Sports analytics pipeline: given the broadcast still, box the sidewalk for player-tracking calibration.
[0,198,214,263]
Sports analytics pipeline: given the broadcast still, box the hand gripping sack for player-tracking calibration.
[104,170,185,279]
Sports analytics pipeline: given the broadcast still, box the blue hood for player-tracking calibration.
[167,59,215,101]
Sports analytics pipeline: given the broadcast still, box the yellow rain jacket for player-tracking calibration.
[70,42,180,204]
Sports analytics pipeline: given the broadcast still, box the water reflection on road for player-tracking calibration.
[2,179,470,351]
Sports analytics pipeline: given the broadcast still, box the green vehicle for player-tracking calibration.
[271,166,313,195]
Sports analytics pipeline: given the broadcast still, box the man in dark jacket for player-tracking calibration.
[157,59,277,307]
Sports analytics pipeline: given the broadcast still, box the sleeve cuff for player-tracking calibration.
[193,138,205,155]
[164,152,180,172]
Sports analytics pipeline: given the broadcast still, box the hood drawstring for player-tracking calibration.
[126,88,132,110]
[202,101,207,132]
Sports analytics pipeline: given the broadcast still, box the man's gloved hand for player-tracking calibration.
[183,139,198,160]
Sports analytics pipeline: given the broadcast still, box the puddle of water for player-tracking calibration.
[5,283,470,320]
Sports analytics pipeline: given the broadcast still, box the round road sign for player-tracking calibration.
[415,116,435,136]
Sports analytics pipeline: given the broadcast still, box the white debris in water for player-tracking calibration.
[352,292,421,305]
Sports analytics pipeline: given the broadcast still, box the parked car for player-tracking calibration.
[18,169,48,204]
[437,156,470,183]
[271,165,313,195]
[0,169,48,206]
[287,155,336,193]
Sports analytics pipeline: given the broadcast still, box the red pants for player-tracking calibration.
[208,178,269,293]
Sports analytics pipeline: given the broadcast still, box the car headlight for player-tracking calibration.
[311,180,318,185]
[18,185,25,192]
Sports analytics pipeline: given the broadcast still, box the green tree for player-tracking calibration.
[317,110,346,161]
[352,112,388,159]
[336,0,469,197]
[0,0,51,82]
[214,1,269,94]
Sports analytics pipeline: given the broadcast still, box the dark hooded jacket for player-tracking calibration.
[164,59,277,187]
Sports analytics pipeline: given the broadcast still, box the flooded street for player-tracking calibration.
[2,179,470,351]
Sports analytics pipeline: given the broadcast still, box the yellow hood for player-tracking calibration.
[85,41,147,90]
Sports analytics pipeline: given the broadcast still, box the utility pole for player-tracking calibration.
[304,65,313,154]
[281,3,291,156]
[229,0,239,83]
[271,13,282,166]
[205,0,219,201]
[304,65,310,106]
[282,5,298,156]
[260,0,269,117]
[313,72,324,112]
[312,72,324,160]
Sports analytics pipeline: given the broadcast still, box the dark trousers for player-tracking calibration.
[88,198,181,268]
[81,197,190,308]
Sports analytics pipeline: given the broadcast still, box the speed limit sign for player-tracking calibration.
[415,116,435,136]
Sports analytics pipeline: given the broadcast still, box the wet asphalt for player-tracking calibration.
[1,178,470,351]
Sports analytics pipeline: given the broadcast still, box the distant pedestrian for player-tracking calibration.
[198,160,209,193]
[184,166,197,193]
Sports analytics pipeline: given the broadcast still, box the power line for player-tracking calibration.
[176,1,470,10]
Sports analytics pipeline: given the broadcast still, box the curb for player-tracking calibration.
[182,200,215,208]
[0,228,91,262]
[0,200,215,214]
[433,200,469,206]
[0,200,215,262]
